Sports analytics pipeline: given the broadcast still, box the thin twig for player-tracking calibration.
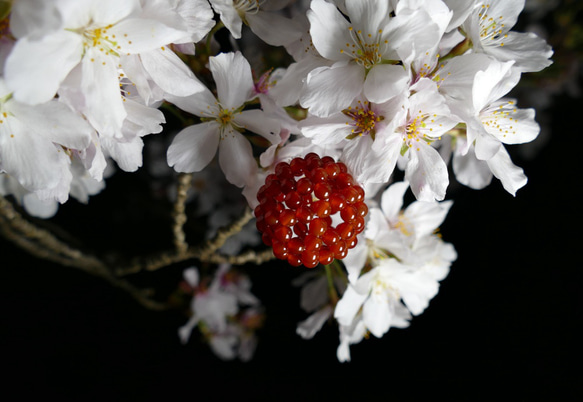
[0,196,170,311]
[172,173,192,255]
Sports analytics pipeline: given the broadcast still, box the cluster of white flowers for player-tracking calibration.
[0,0,551,214]
[178,264,263,361]
[0,0,551,360]
[295,181,456,361]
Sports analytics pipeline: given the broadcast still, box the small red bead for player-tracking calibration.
[280,178,296,194]
[322,229,340,246]
[296,205,313,223]
[272,241,289,259]
[290,157,306,175]
[335,247,348,259]
[337,222,355,240]
[329,193,346,214]
[273,226,292,243]
[304,234,322,251]
[255,216,268,233]
[354,201,368,217]
[321,156,335,166]
[314,182,331,200]
[285,191,301,209]
[330,239,346,255]
[340,205,357,222]
[279,209,297,227]
[345,235,358,249]
[318,248,335,265]
[264,209,279,226]
[308,218,328,237]
[310,167,328,183]
[324,163,340,178]
[341,187,359,204]
[353,216,365,233]
[311,200,331,218]
[294,221,308,238]
[261,232,272,246]
[297,177,313,195]
[301,249,319,268]
[288,238,305,255]
[287,253,302,267]
[335,172,353,188]
[275,162,293,179]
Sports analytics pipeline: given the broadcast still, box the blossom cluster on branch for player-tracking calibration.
[0,0,552,361]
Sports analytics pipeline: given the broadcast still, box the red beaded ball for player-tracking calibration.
[255,153,367,268]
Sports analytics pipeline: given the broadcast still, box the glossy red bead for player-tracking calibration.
[308,218,328,237]
[301,250,319,268]
[318,248,335,265]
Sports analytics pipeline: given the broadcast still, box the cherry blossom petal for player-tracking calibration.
[167,122,220,173]
[452,146,493,190]
[233,110,281,144]
[247,11,301,47]
[363,64,409,104]
[101,135,144,172]
[299,113,352,145]
[300,62,365,117]
[112,18,187,54]
[209,0,243,39]
[486,146,527,196]
[81,48,127,138]
[334,284,369,327]
[346,0,391,35]
[396,270,438,316]
[218,129,256,188]
[341,242,369,284]
[362,295,392,338]
[210,52,254,110]
[121,97,165,137]
[404,200,453,239]
[5,31,83,104]
[8,100,92,149]
[140,48,206,97]
[165,87,218,117]
[297,306,333,340]
[481,102,540,145]
[405,142,448,202]
[486,31,553,73]
[308,0,352,62]
[0,119,63,191]
[381,181,409,223]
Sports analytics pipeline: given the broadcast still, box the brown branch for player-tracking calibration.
[0,196,170,311]
[172,173,192,255]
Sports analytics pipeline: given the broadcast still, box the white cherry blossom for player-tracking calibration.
[300,0,411,116]
[166,51,280,187]
[0,79,93,201]
[209,0,300,46]
[4,0,193,137]
[461,0,553,73]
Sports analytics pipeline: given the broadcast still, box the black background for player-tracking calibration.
[1,7,582,402]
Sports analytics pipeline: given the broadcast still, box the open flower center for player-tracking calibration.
[80,23,121,56]
[478,4,508,46]
[341,27,386,70]
[234,0,264,15]
[400,110,437,154]
[218,109,234,126]
[343,100,383,140]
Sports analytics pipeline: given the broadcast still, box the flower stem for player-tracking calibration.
[324,263,339,304]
